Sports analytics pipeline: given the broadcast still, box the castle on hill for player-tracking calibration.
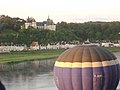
[23,16,56,31]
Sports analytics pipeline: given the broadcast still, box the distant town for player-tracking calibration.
[0,39,120,53]
[0,15,120,53]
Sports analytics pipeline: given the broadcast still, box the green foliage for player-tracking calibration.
[105,47,120,52]
[57,21,120,41]
[0,15,120,45]
[0,15,25,32]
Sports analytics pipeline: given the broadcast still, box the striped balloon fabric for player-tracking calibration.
[54,45,120,90]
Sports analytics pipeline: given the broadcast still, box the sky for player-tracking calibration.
[0,0,120,23]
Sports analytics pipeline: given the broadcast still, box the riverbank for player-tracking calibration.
[0,47,120,64]
[105,47,120,56]
[0,53,119,90]
[0,49,65,64]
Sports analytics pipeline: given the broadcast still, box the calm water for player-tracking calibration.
[0,59,57,90]
[0,57,120,90]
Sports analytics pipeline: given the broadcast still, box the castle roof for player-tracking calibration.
[26,17,36,23]
[36,22,44,26]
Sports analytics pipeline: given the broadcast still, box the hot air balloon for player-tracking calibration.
[54,45,120,90]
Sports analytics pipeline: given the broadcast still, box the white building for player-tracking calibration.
[39,42,78,50]
[25,17,37,29]
[0,45,26,53]
[82,39,100,46]
[101,42,114,47]
[37,16,56,31]
[24,16,56,31]
[114,43,120,47]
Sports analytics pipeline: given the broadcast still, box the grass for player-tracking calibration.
[105,47,120,52]
[0,49,65,64]
[104,47,120,56]
[0,47,120,64]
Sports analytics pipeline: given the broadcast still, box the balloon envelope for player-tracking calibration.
[54,45,120,90]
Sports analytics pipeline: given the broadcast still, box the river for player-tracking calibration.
[0,57,120,90]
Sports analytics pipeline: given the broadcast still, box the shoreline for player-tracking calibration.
[0,47,120,64]
[0,49,65,64]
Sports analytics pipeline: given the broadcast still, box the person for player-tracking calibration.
[0,81,5,90]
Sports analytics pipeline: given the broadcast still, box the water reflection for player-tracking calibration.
[0,59,57,90]
[0,57,120,90]
[2,72,57,90]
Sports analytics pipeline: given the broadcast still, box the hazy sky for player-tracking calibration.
[1,0,120,23]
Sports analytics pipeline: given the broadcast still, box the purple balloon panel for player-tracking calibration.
[54,64,119,90]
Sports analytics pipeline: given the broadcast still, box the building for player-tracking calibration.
[30,41,39,50]
[25,17,37,29]
[82,39,100,46]
[101,42,114,47]
[0,45,26,53]
[24,16,56,31]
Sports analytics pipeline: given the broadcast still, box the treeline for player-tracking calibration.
[0,29,78,46]
[57,21,120,40]
[0,15,25,32]
[0,15,120,46]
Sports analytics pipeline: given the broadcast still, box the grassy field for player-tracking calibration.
[0,47,120,64]
[0,49,65,64]
[105,47,120,56]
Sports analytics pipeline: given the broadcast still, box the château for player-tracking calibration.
[23,16,56,31]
